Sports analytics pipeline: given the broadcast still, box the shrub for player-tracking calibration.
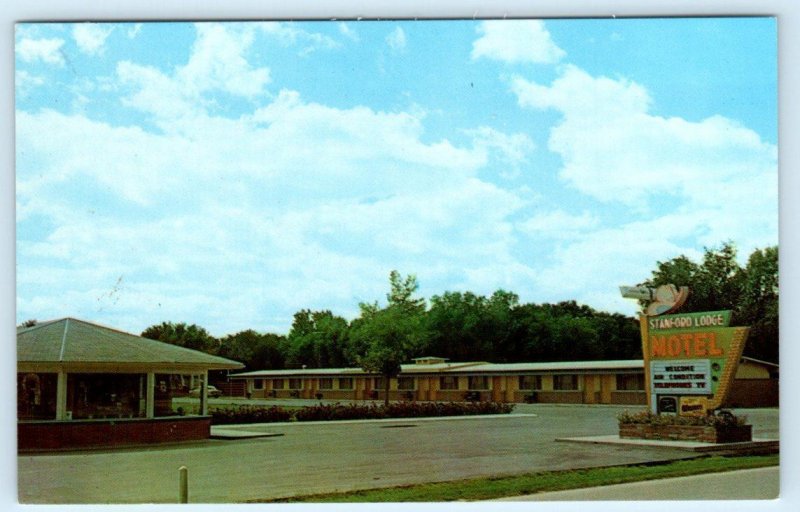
[210,401,514,425]
[617,409,747,428]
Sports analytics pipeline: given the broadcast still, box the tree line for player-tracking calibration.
[137,243,778,374]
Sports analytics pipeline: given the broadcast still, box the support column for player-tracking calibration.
[200,371,208,416]
[55,371,68,420]
[146,372,155,418]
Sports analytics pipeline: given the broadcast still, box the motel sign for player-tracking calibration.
[620,286,749,415]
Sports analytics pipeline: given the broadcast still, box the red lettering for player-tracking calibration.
[708,332,724,356]
[668,336,682,357]
[693,333,707,356]
[651,335,667,357]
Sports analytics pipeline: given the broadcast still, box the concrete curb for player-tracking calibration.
[556,434,779,453]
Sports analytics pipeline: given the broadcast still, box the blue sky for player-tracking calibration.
[15,18,778,336]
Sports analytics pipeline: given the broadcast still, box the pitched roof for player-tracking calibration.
[17,318,243,370]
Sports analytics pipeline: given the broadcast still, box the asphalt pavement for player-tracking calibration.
[17,404,779,503]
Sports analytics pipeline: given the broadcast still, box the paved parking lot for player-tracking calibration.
[17,405,778,503]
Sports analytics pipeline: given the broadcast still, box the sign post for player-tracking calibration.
[621,286,749,415]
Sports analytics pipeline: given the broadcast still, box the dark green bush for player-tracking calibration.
[211,401,514,425]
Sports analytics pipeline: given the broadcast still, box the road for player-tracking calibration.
[17,405,778,503]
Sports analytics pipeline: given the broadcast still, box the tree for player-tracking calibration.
[642,242,778,363]
[285,309,350,368]
[348,271,428,405]
[140,322,217,353]
[641,242,744,313]
[736,246,779,363]
[217,330,287,371]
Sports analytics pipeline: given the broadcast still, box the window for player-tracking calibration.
[553,374,579,391]
[288,378,303,390]
[338,378,353,390]
[18,372,58,421]
[518,375,542,390]
[397,377,415,390]
[253,379,264,390]
[616,374,644,391]
[272,379,284,390]
[374,377,385,390]
[318,378,333,390]
[440,376,459,390]
[468,376,489,390]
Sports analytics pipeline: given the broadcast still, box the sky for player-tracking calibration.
[14,18,778,337]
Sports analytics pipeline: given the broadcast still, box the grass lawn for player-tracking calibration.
[253,454,778,502]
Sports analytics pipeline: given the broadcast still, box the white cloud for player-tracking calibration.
[16,80,533,333]
[256,21,340,54]
[467,126,535,172]
[127,24,142,39]
[506,63,776,316]
[518,211,598,239]
[511,65,777,207]
[16,37,65,66]
[15,70,45,95]
[338,23,359,42]
[180,23,271,98]
[72,24,113,55]
[472,20,565,64]
[386,26,407,51]
[115,23,272,126]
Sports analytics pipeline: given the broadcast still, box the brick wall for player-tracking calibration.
[619,423,752,443]
[19,416,212,451]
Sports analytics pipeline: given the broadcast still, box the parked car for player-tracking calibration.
[189,385,222,398]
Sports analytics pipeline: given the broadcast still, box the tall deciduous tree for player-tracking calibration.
[349,271,428,405]
[285,309,350,368]
[641,242,778,363]
[140,322,217,353]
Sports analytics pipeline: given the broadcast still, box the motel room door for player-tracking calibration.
[583,375,598,404]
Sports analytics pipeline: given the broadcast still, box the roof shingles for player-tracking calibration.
[17,318,242,369]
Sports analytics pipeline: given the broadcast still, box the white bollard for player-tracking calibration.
[179,465,188,503]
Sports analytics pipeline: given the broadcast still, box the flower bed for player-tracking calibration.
[618,410,752,443]
[211,401,515,425]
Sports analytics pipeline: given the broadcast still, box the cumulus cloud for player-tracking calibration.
[16,78,534,334]
[472,20,565,64]
[511,65,777,207]
[257,21,340,54]
[16,37,65,65]
[511,63,777,314]
[72,24,114,55]
[517,210,599,239]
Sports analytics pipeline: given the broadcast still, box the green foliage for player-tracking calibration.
[140,321,217,353]
[285,310,350,368]
[217,330,286,371]
[349,271,430,404]
[642,242,778,363]
[617,410,747,428]
[211,401,514,425]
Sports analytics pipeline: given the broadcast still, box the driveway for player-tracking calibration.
[17,405,778,503]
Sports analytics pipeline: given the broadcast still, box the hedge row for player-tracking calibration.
[211,401,515,425]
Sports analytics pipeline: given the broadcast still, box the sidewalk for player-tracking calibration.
[493,466,780,501]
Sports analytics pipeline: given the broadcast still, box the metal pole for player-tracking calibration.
[179,465,188,503]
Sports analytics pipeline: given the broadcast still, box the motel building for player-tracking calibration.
[17,318,243,450]
[230,355,777,408]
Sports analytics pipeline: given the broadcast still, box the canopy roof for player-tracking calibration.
[17,318,243,371]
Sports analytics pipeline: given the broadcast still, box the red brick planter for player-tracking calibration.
[18,416,212,451]
[619,423,752,443]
